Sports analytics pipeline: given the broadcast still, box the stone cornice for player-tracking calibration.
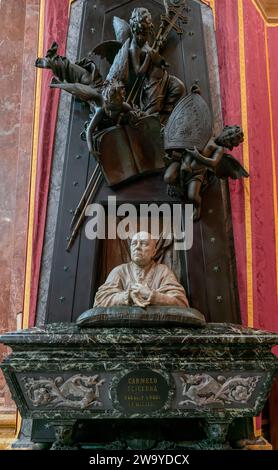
[254,0,278,23]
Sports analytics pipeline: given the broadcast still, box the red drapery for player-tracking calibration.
[213,0,278,447]
[28,0,69,327]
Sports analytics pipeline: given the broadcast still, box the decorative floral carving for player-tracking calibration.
[22,374,105,409]
[179,374,260,406]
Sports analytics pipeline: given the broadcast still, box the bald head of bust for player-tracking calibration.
[130,232,157,268]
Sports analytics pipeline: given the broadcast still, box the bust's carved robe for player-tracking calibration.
[94,261,189,307]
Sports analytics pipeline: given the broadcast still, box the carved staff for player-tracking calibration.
[66,167,102,252]
[70,164,100,230]
[127,0,188,105]
[67,106,129,250]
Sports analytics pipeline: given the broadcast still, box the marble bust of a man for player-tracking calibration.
[94,232,189,308]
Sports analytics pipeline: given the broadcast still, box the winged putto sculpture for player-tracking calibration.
[163,90,248,220]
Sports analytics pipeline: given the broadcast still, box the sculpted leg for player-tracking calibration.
[187,180,202,221]
[35,41,100,86]
[163,75,186,116]
[164,161,181,185]
[50,421,78,450]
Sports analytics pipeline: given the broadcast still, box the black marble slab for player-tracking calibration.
[1,323,278,449]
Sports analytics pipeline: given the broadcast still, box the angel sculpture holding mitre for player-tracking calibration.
[164,90,248,221]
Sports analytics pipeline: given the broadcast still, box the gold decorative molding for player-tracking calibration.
[237,436,272,450]
[254,0,278,23]
[0,412,17,450]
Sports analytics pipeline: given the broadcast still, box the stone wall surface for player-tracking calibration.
[0,0,40,418]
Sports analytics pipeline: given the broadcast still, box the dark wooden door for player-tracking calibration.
[46,0,240,324]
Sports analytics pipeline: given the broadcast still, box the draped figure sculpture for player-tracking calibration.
[93,232,189,308]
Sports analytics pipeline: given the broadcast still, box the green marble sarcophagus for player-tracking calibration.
[1,323,278,449]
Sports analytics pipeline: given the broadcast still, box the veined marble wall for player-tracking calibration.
[0,0,39,420]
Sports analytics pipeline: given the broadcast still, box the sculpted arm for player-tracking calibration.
[130,266,189,307]
[150,290,188,307]
[130,45,152,76]
[93,266,130,307]
[187,141,224,169]
[151,267,189,307]
[86,108,105,154]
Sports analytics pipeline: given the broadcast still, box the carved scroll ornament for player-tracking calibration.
[22,374,105,409]
[179,373,260,406]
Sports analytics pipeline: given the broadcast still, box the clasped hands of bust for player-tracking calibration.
[126,283,154,308]
[143,44,169,69]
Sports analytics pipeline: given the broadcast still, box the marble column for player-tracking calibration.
[0,0,39,447]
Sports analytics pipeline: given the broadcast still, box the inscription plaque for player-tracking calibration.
[117,370,169,413]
